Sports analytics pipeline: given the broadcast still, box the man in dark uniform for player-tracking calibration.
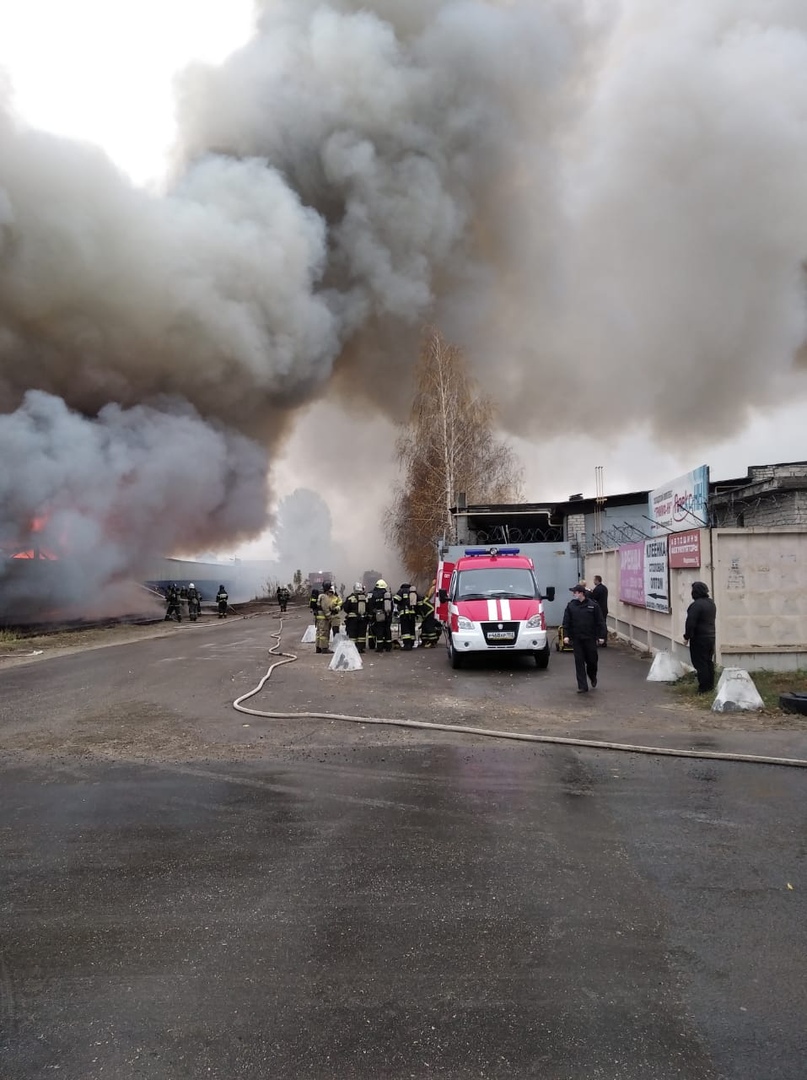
[343,582,369,653]
[216,584,228,618]
[683,580,717,693]
[563,583,606,693]
[309,586,320,625]
[367,579,394,653]
[393,583,420,649]
[590,575,609,646]
[165,583,181,622]
[417,584,441,648]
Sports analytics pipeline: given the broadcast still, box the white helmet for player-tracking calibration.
[189,582,195,588]
[354,581,363,592]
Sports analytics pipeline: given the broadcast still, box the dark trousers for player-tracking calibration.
[346,617,367,652]
[572,636,599,690]
[689,637,715,692]
[369,617,392,651]
[399,613,416,648]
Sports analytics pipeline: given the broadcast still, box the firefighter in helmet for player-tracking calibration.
[343,581,369,653]
[367,579,394,652]
[418,583,441,648]
[316,582,342,653]
[216,584,229,618]
[165,583,181,622]
[393,582,420,650]
[187,582,202,622]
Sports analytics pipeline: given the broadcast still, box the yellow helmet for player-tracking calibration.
[376,579,388,589]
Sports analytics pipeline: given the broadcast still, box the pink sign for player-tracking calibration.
[619,542,645,607]
[668,529,701,568]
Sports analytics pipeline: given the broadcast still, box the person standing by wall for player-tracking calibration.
[590,575,609,646]
[683,581,717,693]
[216,584,228,618]
[562,583,606,693]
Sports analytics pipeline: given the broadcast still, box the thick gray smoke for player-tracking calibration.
[3,0,807,616]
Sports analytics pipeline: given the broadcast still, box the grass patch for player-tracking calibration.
[0,629,21,646]
[671,668,807,711]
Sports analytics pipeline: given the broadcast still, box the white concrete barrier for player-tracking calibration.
[712,669,764,712]
[647,651,688,682]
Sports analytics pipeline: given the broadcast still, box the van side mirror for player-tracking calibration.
[544,586,556,602]
[438,589,448,604]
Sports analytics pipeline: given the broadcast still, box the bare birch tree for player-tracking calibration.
[385,328,523,584]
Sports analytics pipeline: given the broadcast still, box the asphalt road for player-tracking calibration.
[1,608,805,1079]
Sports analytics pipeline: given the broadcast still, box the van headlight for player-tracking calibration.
[457,615,475,631]
[525,614,543,629]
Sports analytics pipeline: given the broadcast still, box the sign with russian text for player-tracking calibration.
[619,542,645,607]
[668,529,702,568]
[644,537,669,612]
[648,465,709,534]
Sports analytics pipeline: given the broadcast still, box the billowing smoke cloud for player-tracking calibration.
[3,0,807,616]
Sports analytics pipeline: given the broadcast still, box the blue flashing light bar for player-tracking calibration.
[463,546,521,557]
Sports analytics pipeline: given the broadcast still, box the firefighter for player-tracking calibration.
[187,582,202,622]
[216,584,229,618]
[418,584,441,648]
[277,585,290,612]
[165,583,181,622]
[316,582,342,653]
[394,582,420,650]
[367,579,394,652]
[309,586,320,625]
[343,582,369,653]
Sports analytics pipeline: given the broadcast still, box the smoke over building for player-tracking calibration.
[2,0,807,616]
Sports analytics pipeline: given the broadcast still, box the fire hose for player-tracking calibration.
[233,619,807,770]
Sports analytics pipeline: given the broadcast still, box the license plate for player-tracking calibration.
[487,631,515,640]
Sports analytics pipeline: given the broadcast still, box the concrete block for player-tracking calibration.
[647,651,688,682]
[712,669,765,712]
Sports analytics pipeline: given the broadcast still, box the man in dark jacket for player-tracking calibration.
[367,579,394,653]
[393,583,420,650]
[683,580,717,693]
[590,575,609,646]
[343,582,369,653]
[563,583,607,693]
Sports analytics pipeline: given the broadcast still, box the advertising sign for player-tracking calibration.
[668,529,702,568]
[619,542,645,607]
[644,537,670,613]
[648,466,709,534]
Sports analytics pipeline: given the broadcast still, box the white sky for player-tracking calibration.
[0,0,255,185]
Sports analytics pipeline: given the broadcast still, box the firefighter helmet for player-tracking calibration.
[376,579,388,589]
[354,582,363,592]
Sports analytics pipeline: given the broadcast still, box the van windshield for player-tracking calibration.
[455,567,540,601]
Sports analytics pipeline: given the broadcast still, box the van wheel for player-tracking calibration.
[448,639,464,669]
[534,646,550,670]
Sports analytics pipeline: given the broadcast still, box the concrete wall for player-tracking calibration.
[585,527,807,672]
[713,527,807,670]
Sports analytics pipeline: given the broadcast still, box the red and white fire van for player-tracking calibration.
[436,547,555,669]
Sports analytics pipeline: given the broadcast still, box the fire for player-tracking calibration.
[9,513,60,560]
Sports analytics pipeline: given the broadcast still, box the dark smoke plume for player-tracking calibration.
[3,0,807,615]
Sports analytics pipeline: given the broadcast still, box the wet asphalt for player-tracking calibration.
[1,608,806,1079]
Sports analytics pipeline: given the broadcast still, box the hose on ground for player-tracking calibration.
[233,620,807,770]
